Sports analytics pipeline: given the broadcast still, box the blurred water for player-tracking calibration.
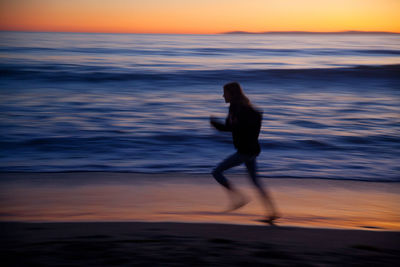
[0,32,399,181]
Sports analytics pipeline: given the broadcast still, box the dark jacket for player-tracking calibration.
[212,102,262,156]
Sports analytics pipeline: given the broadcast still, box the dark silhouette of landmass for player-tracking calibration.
[223,30,400,35]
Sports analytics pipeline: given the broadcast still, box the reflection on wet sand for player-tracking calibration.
[0,172,399,230]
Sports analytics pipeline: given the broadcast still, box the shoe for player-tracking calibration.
[259,214,281,226]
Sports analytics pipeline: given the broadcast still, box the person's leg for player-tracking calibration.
[212,152,249,211]
[245,157,279,220]
[212,152,244,189]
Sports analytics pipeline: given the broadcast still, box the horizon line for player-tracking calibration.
[223,30,400,35]
[1,30,400,35]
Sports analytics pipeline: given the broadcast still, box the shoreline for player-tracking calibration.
[2,171,400,183]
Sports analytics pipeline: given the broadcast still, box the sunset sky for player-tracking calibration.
[0,0,399,34]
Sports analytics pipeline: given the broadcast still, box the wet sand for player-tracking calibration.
[0,172,399,230]
[1,172,399,265]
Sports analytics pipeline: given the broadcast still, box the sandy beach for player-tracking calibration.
[1,221,400,266]
[1,172,399,230]
[1,172,399,265]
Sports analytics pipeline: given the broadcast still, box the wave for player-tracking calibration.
[288,120,329,129]
[2,132,399,152]
[1,133,398,181]
[1,63,400,83]
[2,46,400,56]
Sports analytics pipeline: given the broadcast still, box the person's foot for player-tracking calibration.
[224,192,249,212]
[259,213,281,226]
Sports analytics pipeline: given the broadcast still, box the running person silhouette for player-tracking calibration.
[210,82,279,224]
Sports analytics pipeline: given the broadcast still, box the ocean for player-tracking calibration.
[0,32,399,181]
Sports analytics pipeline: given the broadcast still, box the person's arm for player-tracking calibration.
[210,116,232,132]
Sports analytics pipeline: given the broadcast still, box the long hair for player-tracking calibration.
[223,82,251,106]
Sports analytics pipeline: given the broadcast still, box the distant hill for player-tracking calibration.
[223,31,400,35]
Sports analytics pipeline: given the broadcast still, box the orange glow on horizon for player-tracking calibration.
[0,0,399,34]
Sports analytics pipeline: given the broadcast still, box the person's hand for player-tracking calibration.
[209,116,219,128]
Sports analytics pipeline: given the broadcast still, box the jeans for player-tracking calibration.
[212,152,261,190]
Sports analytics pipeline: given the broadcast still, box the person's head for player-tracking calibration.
[223,82,250,105]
